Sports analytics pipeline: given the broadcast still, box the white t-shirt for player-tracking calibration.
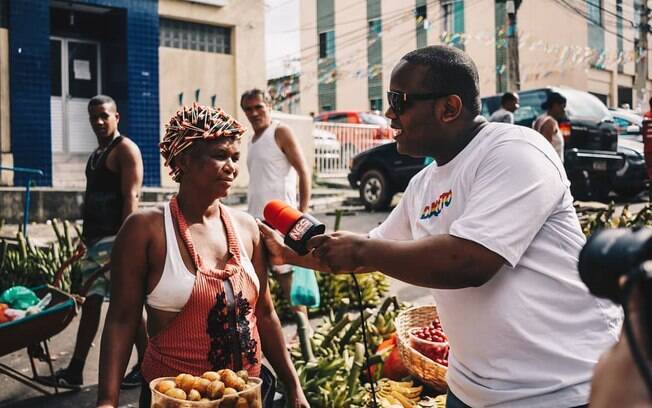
[489,108,514,124]
[369,122,622,408]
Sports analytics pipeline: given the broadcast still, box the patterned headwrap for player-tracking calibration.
[160,103,246,182]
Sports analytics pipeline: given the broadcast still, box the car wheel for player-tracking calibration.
[359,169,392,211]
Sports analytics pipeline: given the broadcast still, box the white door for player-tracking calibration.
[50,38,101,154]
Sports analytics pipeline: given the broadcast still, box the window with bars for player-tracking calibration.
[587,0,602,25]
[160,18,231,54]
[442,0,465,49]
[416,4,428,48]
[319,30,335,59]
[586,0,604,68]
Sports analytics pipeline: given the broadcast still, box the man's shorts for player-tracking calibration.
[81,236,115,298]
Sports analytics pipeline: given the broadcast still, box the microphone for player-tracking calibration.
[263,200,326,255]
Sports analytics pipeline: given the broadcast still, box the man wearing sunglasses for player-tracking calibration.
[259,45,621,408]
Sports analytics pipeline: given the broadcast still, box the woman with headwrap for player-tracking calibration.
[96,104,309,407]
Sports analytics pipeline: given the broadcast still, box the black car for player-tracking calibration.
[482,87,623,201]
[348,142,424,210]
[612,135,648,197]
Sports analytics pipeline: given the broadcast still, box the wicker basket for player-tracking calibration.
[395,305,448,392]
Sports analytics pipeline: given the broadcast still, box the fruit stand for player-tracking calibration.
[287,294,449,408]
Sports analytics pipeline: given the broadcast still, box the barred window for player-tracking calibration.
[160,18,231,54]
[587,0,601,26]
[319,30,335,59]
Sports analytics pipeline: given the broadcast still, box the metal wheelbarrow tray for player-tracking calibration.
[0,285,79,395]
[0,241,87,396]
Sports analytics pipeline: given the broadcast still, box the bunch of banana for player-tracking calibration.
[575,202,652,237]
[0,219,83,293]
[288,296,408,407]
[376,378,423,408]
[272,269,391,318]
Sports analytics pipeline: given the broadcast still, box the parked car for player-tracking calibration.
[348,142,425,210]
[314,110,393,142]
[610,108,643,138]
[482,87,623,201]
[314,110,390,127]
[313,128,341,163]
[607,109,648,196]
[315,110,394,165]
[610,135,648,197]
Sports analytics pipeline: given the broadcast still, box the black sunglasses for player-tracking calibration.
[386,90,448,114]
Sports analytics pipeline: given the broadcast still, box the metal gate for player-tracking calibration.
[313,122,390,178]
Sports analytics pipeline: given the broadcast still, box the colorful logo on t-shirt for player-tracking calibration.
[420,190,452,220]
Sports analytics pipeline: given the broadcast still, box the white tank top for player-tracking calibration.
[533,115,565,162]
[146,202,260,313]
[246,121,298,218]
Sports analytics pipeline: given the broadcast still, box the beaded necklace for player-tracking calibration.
[169,195,234,276]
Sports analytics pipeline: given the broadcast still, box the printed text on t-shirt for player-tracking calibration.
[420,190,453,220]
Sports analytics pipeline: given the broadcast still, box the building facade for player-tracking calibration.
[0,0,266,187]
[299,0,652,116]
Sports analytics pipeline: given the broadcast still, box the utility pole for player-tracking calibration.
[635,0,649,112]
[506,0,522,91]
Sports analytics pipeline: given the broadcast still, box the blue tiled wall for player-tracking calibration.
[9,1,52,186]
[9,0,160,186]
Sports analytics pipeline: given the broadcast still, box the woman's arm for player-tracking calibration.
[96,212,151,407]
[245,217,309,407]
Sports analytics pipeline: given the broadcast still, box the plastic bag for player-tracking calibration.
[0,286,39,310]
[26,293,52,316]
[290,267,320,307]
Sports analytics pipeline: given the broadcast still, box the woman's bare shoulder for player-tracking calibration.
[119,206,165,238]
[224,206,258,243]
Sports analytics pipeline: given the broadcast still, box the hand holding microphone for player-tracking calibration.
[262,200,325,255]
[259,200,369,272]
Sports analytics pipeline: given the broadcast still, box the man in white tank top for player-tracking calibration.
[241,89,311,317]
[533,91,566,162]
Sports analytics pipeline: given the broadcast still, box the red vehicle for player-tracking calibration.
[314,111,393,162]
[313,111,393,139]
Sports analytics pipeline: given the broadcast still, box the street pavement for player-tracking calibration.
[0,192,648,407]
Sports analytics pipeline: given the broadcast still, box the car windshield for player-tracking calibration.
[360,112,388,126]
[512,91,546,125]
[558,89,611,120]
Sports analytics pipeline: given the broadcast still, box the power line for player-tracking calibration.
[589,0,637,26]
[269,0,452,35]
[554,0,637,43]
[268,0,474,66]
[295,0,486,91]
[267,0,438,65]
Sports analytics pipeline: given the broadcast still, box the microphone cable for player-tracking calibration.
[351,273,379,408]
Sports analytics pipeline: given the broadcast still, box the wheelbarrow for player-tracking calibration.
[0,242,110,395]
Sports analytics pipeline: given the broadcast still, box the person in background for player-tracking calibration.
[533,91,566,162]
[488,92,519,124]
[644,97,652,119]
[39,95,147,390]
[240,89,312,327]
